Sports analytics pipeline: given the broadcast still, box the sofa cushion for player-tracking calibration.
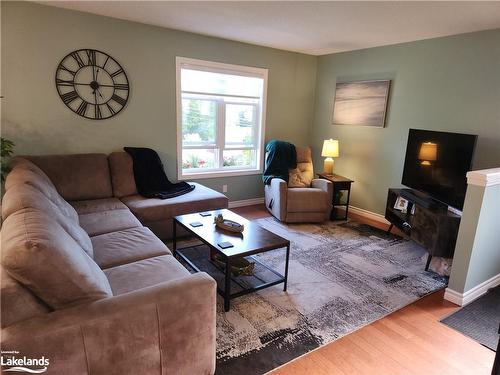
[70,198,128,215]
[5,162,79,223]
[287,188,329,213]
[108,151,137,198]
[2,184,93,257]
[1,265,50,328]
[79,209,142,237]
[121,183,229,222]
[91,227,170,269]
[25,153,113,201]
[1,208,112,309]
[288,146,313,188]
[104,255,190,296]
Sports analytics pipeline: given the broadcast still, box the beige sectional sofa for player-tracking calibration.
[1,153,229,374]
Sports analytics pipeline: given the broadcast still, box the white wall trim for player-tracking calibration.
[466,167,500,187]
[341,205,390,225]
[228,197,265,208]
[444,273,500,306]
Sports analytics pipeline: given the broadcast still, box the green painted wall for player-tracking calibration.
[312,29,500,215]
[3,2,499,211]
[1,1,317,201]
[448,183,500,294]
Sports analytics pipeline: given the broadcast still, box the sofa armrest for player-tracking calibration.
[264,178,287,221]
[312,179,333,220]
[2,272,216,375]
[312,179,333,198]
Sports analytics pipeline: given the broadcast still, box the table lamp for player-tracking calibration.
[418,142,437,166]
[321,139,339,174]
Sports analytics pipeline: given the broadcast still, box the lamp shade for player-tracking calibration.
[321,139,339,158]
[418,142,437,161]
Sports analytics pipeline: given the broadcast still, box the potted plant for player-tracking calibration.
[1,137,15,183]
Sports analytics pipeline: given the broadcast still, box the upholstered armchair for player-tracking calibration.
[264,146,333,223]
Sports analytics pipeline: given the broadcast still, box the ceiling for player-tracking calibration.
[37,1,500,55]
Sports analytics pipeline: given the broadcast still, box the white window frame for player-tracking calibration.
[176,57,268,180]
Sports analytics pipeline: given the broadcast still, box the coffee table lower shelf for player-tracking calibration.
[175,246,288,311]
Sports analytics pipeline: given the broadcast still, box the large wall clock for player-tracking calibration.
[55,49,130,120]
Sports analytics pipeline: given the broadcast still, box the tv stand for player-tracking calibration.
[399,189,448,211]
[385,188,461,270]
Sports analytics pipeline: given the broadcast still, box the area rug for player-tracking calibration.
[181,218,448,375]
[441,285,500,351]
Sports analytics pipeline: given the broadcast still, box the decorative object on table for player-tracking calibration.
[418,142,438,166]
[217,241,234,249]
[55,49,129,119]
[214,213,244,233]
[317,173,353,220]
[211,253,255,276]
[262,140,297,184]
[1,137,14,183]
[332,79,391,127]
[321,139,339,174]
[124,147,195,199]
[394,196,409,212]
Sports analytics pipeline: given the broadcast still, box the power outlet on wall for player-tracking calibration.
[222,184,228,193]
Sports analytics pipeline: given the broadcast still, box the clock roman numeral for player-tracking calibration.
[110,94,126,107]
[106,103,116,116]
[61,91,79,105]
[114,83,129,91]
[70,51,86,68]
[59,64,76,76]
[102,56,110,70]
[56,78,74,87]
[86,49,97,66]
[110,68,124,78]
[76,101,88,116]
[95,104,102,119]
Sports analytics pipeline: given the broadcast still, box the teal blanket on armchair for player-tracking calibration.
[262,140,297,185]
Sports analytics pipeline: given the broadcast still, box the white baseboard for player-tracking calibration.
[444,273,500,306]
[228,197,265,208]
[337,205,390,225]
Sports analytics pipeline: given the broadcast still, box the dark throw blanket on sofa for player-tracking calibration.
[262,140,297,185]
[124,147,195,199]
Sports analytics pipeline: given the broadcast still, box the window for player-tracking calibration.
[176,57,268,179]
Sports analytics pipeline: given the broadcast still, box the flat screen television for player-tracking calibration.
[401,129,477,210]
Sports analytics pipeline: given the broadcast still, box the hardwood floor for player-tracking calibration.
[232,205,496,375]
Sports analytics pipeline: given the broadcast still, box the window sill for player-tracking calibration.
[179,168,262,180]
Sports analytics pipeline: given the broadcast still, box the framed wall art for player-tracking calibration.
[332,79,391,127]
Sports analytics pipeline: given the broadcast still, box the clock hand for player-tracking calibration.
[74,82,115,88]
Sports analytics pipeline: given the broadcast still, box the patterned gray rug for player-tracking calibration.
[182,218,448,375]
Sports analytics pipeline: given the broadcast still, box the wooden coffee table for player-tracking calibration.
[173,209,290,311]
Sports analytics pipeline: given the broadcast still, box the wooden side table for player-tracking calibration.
[317,173,354,220]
